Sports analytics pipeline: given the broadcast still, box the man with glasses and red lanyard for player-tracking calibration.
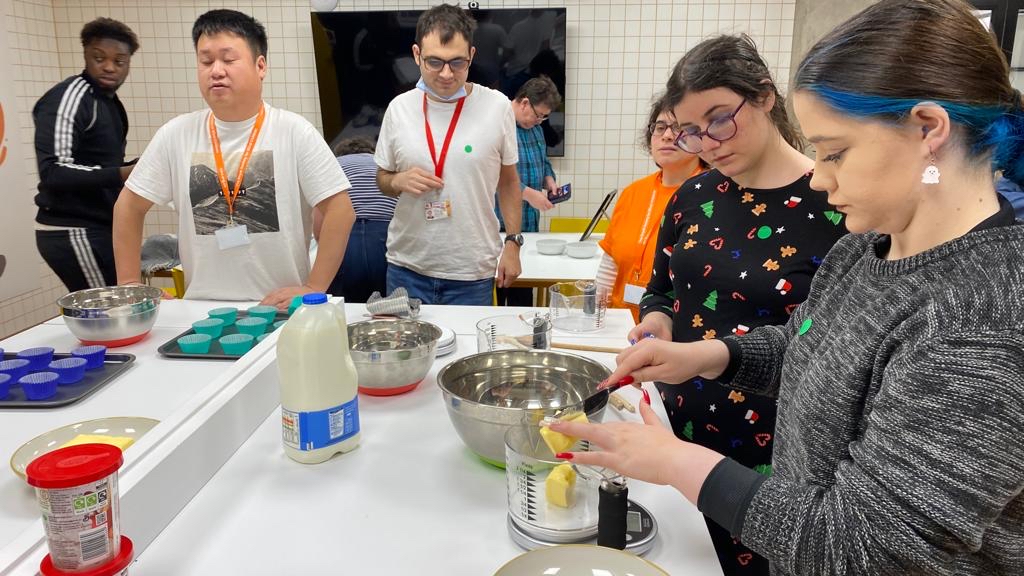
[113,10,356,308]
[376,4,523,305]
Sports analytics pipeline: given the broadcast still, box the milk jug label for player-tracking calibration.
[281,397,360,451]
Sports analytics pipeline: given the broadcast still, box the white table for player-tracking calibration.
[1,304,722,575]
[515,233,605,306]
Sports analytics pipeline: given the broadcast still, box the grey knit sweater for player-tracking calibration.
[699,213,1024,575]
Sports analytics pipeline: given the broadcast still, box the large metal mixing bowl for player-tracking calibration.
[57,285,163,347]
[348,319,442,396]
[436,349,611,467]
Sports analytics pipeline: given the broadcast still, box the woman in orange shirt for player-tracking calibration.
[597,95,705,322]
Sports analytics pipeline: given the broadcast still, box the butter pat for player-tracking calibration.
[60,434,135,451]
[539,412,589,454]
[545,463,577,508]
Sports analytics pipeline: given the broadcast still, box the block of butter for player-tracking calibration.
[60,434,135,451]
[539,412,589,454]
[546,463,577,508]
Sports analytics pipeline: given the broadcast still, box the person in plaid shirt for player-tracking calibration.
[496,76,562,305]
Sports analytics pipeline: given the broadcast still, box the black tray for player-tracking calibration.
[157,311,288,360]
[0,352,135,409]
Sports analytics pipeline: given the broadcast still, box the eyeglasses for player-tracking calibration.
[673,99,747,153]
[529,101,550,122]
[650,121,681,137]
[422,56,471,73]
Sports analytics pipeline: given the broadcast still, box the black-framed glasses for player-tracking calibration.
[673,99,747,153]
[650,121,680,137]
[422,56,471,73]
[529,101,549,122]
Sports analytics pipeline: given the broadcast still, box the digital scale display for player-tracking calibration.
[627,510,642,533]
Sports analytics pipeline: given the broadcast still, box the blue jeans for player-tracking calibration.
[387,263,494,305]
[328,219,389,303]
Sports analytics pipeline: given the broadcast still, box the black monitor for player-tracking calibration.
[311,8,567,156]
[580,189,618,242]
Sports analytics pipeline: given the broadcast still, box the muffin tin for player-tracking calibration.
[158,309,289,360]
[0,352,135,409]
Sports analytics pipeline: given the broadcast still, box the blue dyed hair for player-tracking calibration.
[794,0,1023,186]
[801,86,1024,184]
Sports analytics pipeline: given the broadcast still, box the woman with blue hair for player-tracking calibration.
[549,0,1024,573]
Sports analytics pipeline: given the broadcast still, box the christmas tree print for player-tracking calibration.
[823,210,843,225]
[682,421,694,440]
[754,464,772,476]
[701,200,714,218]
[702,290,718,311]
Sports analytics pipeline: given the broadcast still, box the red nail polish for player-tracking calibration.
[618,375,635,386]
[641,388,651,405]
[555,452,574,460]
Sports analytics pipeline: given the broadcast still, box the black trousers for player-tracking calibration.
[36,228,116,292]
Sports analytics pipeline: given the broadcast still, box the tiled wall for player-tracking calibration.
[2,0,797,338]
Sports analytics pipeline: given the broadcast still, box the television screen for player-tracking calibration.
[311,8,567,156]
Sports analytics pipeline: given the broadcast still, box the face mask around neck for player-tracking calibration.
[416,77,467,101]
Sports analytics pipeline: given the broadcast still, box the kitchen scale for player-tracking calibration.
[507,498,658,555]
[504,426,658,556]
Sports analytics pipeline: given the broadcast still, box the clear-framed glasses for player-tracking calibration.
[529,101,550,122]
[422,56,471,73]
[650,121,680,137]
[673,99,747,153]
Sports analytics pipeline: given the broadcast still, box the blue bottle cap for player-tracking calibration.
[302,293,328,305]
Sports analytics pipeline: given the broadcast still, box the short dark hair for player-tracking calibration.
[192,9,268,60]
[514,76,561,110]
[80,18,139,55]
[640,93,673,155]
[665,34,801,151]
[332,137,376,157]
[415,4,476,47]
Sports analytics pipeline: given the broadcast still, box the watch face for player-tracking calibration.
[506,234,523,246]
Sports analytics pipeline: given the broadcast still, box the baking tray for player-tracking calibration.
[157,311,288,360]
[0,352,135,409]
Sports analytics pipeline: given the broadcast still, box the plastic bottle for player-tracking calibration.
[276,293,360,463]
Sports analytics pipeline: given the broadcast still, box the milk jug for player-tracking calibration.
[276,293,360,463]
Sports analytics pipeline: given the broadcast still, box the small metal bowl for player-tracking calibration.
[348,319,442,396]
[57,285,163,347]
[436,349,611,467]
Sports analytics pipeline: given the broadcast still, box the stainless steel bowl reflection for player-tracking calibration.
[348,319,442,396]
[57,285,163,346]
[436,349,611,466]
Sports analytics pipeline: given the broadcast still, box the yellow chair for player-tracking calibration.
[150,267,186,298]
[548,217,609,234]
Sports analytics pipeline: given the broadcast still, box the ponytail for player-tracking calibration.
[982,96,1024,187]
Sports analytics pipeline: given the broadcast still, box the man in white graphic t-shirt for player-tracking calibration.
[376,4,523,305]
[113,9,355,307]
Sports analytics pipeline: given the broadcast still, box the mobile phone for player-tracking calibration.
[548,183,572,204]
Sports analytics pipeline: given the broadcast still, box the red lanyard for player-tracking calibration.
[208,105,266,216]
[423,93,466,179]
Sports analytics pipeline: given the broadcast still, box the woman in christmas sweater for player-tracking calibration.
[623,34,848,576]
[552,0,1024,573]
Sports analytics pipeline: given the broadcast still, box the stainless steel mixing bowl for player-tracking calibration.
[436,349,611,466]
[57,285,163,346]
[348,319,442,396]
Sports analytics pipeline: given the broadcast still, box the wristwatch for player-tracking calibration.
[504,233,524,247]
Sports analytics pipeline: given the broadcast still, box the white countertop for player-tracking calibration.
[2,302,721,575]
[517,232,605,285]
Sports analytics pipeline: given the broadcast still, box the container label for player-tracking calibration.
[282,397,359,451]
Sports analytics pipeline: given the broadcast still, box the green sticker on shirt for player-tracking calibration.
[464,144,473,153]
[798,318,812,335]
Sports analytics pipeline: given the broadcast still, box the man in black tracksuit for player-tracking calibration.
[33,18,139,291]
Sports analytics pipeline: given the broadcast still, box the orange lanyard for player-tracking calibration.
[423,93,466,179]
[633,187,660,282]
[208,105,266,216]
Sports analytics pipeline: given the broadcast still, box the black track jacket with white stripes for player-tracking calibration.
[33,71,128,229]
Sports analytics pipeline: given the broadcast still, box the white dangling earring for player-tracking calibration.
[921,153,940,185]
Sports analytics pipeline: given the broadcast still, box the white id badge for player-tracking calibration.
[623,283,646,305]
[215,224,251,250]
[424,199,452,221]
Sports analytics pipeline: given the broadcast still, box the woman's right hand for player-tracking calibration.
[602,338,731,387]
[627,311,672,343]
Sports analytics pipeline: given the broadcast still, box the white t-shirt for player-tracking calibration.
[126,103,349,300]
[375,84,518,281]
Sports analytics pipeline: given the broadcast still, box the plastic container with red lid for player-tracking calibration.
[41,535,133,576]
[26,444,124,572]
